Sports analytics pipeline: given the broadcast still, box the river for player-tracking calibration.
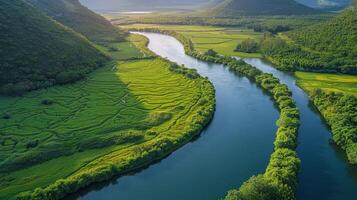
[244,58,357,200]
[69,33,357,200]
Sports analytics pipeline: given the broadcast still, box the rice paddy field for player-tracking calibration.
[0,36,214,199]
[295,72,357,96]
[120,24,264,58]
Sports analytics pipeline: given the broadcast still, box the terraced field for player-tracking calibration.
[121,24,264,58]
[0,36,214,199]
[296,72,357,96]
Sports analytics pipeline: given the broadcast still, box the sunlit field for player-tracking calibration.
[296,72,357,96]
[120,24,264,58]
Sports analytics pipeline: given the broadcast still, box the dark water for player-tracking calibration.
[243,58,357,200]
[72,33,357,200]
[69,33,279,200]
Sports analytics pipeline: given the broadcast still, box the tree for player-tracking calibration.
[205,49,218,56]
[235,38,259,53]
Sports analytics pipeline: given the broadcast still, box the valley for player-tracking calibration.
[0,0,356,199]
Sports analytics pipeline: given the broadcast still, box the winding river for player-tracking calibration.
[69,33,357,200]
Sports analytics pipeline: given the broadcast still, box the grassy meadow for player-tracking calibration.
[120,24,264,58]
[0,35,214,199]
[295,72,357,96]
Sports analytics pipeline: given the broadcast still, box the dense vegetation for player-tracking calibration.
[26,0,126,45]
[295,71,357,164]
[235,38,259,53]
[0,0,108,96]
[309,90,357,164]
[130,28,300,200]
[261,5,357,74]
[0,33,215,199]
[209,0,320,17]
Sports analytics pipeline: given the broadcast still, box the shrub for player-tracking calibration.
[56,71,85,84]
[26,140,39,149]
[205,49,218,57]
[235,38,259,53]
[0,82,30,96]
[109,47,119,52]
[2,112,11,119]
[225,175,282,200]
[41,99,54,105]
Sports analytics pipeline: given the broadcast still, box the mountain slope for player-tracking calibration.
[0,0,108,95]
[287,8,357,56]
[261,3,357,74]
[26,0,126,44]
[297,0,351,8]
[211,0,320,16]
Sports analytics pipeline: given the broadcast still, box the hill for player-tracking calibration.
[26,0,126,44]
[210,0,320,16]
[261,2,357,74]
[0,0,108,95]
[297,0,351,8]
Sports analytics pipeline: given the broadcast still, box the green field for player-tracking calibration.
[295,72,357,96]
[0,35,214,199]
[121,24,264,58]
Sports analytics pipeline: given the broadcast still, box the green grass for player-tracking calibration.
[0,52,214,199]
[94,34,154,60]
[121,24,264,58]
[295,72,357,96]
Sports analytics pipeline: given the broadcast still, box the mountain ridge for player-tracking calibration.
[210,0,320,16]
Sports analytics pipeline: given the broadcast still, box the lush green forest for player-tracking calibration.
[310,90,357,164]
[209,0,320,16]
[0,0,108,95]
[261,5,357,74]
[25,0,126,45]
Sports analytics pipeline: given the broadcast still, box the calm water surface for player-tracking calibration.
[71,33,357,200]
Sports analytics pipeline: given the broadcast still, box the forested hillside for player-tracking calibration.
[261,3,357,74]
[210,0,320,16]
[297,0,351,8]
[26,0,126,44]
[0,0,108,95]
